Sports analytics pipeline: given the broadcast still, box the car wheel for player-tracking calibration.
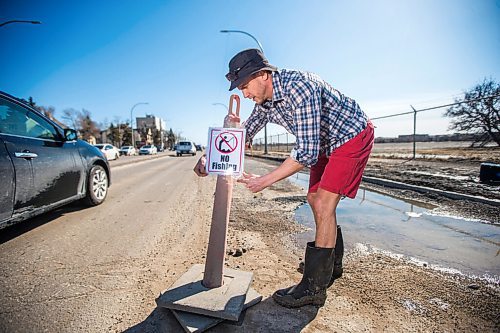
[83,164,108,206]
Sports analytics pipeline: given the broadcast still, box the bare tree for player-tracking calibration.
[36,105,55,118]
[25,97,64,127]
[61,108,80,130]
[444,79,500,147]
[78,109,100,142]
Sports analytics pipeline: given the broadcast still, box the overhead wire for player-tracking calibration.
[371,93,500,120]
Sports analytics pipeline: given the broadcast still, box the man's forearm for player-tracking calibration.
[264,157,305,185]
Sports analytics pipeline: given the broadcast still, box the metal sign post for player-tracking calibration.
[156,94,261,332]
[203,94,240,288]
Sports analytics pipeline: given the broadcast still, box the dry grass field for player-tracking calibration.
[371,141,499,162]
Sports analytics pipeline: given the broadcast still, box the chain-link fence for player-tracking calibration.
[251,132,296,153]
[249,94,499,160]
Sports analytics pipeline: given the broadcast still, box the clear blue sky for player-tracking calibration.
[1,0,499,144]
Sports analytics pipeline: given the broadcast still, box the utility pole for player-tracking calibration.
[411,105,417,160]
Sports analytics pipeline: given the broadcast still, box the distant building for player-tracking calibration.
[397,134,430,142]
[87,135,97,145]
[135,114,166,147]
[136,114,165,131]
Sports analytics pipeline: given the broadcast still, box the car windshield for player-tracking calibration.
[94,144,104,149]
[142,145,152,149]
[179,142,190,146]
[121,146,130,150]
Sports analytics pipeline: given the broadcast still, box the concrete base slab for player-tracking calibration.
[171,288,262,333]
[156,264,253,321]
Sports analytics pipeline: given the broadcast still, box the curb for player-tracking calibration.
[362,176,500,207]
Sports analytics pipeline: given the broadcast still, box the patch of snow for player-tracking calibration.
[371,153,456,160]
[401,299,426,314]
[429,298,450,310]
[405,211,422,218]
[403,170,470,181]
[350,242,500,288]
[424,211,492,224]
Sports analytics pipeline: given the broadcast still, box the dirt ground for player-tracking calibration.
[2,148,497,333]
[207,150,499,332]
[116,146,498,332]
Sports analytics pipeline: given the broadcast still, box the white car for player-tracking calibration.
[176,141,197,156]
[119,146,137,156]
[139,145,157,155]
[94,144,120,160]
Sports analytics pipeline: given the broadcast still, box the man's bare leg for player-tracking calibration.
[307,189,342,248]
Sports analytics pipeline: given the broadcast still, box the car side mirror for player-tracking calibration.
[64,129,78,141]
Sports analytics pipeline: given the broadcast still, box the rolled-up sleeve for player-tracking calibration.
[288,82,322,167]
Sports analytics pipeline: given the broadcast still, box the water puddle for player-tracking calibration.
[288,172,500,281]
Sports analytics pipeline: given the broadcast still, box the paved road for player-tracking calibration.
[0,152,213,332]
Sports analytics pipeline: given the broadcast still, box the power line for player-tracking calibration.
[409,92,468,107]
[371,93,500,120]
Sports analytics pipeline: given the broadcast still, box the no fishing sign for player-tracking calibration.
[206,127,246,176]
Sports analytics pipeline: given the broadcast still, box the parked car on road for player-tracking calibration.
[176,141,197,156]
[119,146,136,156]
[139,145,157,155]
[0,91,111,229]
[94,144,120,160]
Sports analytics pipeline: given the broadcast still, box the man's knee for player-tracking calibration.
[309,190,342,218]
[307,192,316,206]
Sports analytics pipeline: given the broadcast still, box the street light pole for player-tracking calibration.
[130,102,149,148]
[0,20,42,27]
[219,30,264,52]
[220,29,269,154]
[212,102,229,112]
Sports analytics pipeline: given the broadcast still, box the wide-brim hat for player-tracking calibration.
[226,48,277,91]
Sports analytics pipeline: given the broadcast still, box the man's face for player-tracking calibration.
[237,72,270,105]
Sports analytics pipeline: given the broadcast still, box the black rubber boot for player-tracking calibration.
[298,226,344,287]
[330,225,344,286]
[272,242,335,308]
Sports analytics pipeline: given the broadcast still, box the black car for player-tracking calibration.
[0,91,111,229]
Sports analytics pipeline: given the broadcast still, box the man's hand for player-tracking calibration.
[237,157,304,193]
[193,155,208,177]
[224,114,241,127]
[238,172,271,193]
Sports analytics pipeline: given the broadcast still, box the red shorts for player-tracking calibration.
[309,122,374,198]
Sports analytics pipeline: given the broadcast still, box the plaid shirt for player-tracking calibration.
[243,69,369,167]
